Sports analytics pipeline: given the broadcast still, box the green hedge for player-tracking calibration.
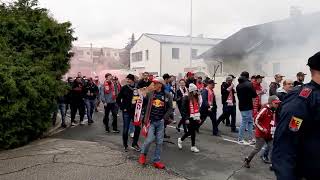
[0,0,76,149]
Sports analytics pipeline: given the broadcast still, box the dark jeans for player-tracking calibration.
[71,100,85,123]
[52,103,66,125]
[200,110,218,135]
[247,138,273,162]
[84,99,96,123]
[177,103,187,133]
[217,104,236,130]
[181,120,198,146]
[122,111,140,148]
[103,103,118,131]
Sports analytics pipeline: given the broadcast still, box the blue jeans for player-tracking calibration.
[122,112,140,148]
[84,99,96,122]
[52,103,66,125]
[238,110,254,141]
[141,120,164,163]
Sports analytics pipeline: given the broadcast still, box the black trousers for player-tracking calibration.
[181,120,198,146]
[200,110,218,135]
[217,104,236,130]
[177,102,188,133]
[70,100,85,123]
[103,103,118,131]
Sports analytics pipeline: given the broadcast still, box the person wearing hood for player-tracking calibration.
[177,83,202,153]
[236,72,258,145]
[276,79,294,101]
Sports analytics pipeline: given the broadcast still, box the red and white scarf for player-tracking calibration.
[189,98,200,120]
[104,80,116,100]
[180,87,189,96]
[207,87,214,107]
[226,83,234,106]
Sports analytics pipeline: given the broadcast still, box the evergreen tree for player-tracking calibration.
[0,0,76,148]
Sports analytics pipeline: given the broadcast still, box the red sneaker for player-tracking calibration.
[138,154,146,165]
[153,162,165,169]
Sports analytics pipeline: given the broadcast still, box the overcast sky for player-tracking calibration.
[37,0,320,48]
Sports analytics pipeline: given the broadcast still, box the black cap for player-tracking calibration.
[308,52,320,71]
[126,74,135,81]
[207,79,217,85]
[296,72,307,76]
[228,74,236,79]
[255,75,265,79]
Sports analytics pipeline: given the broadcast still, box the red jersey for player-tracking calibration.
[254,105,276,140]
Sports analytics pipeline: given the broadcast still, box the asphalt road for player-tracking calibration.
[52,102,275,180]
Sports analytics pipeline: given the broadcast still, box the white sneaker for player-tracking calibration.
[71,122,77,126]
[238,140,249,145]
[130,132,134,138]
[191,146,200,153]
[178,138,183,149]
[80,121,85,125]
[248,140,256,145]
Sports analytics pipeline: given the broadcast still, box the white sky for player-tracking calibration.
[37,0,320,48]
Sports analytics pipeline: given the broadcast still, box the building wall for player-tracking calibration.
[161,44,212,76]
[130,35,161,75]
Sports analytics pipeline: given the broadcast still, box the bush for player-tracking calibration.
[0,0,76,149]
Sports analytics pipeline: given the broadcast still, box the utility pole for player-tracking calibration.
[90,43,94,76]
[189,0,193,68]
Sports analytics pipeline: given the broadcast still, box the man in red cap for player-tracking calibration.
[186,72,196,88]
[244,95,281,168]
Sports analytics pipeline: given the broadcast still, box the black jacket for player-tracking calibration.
[236,77,257,111]
[84,83,99,100]
[200,88,217,113]
[221,82,236,104]
[137,80,151,89]
[116,84,138,115]
[269,82,280,96]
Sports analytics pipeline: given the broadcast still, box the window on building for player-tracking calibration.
[145,50,149,61]
[114,53,117,57]
[172,48,180,59]
[93,51,101,56]
[76,50,84,56]
[192,49,198,59]
[106,52,110,57]
[87,51,90,55]
[131,51,143,62]
[273,63,280,75]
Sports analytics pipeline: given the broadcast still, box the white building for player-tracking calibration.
[130,33,222,76]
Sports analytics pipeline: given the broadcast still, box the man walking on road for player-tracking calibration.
[101,73,120,133]
[70,77,86,126]
[269,74,285,96]
[217,75,237,132]
[84,78,99,125]
[236,71,257,144]
[116,74,141,152]
[199,80,219,136]
[139,77,173,169]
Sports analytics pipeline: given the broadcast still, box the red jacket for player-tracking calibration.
[254,105,276,140]
[252,80,263,118]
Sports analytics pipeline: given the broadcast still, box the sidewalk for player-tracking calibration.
[0,138,184,180]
